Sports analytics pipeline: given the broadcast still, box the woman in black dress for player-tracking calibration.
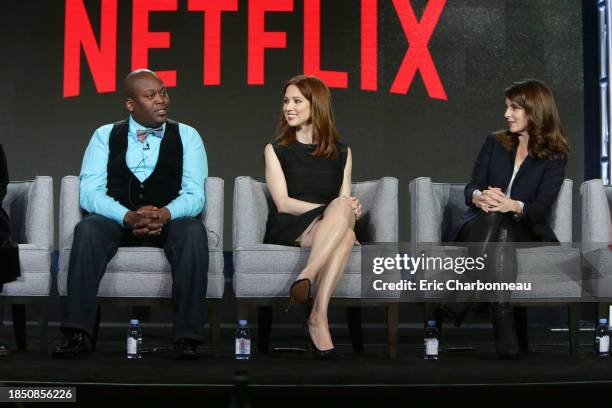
[264,75,362,359]
[450,79,569,359]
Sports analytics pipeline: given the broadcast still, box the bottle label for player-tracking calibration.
[600,335,610,353]
[425,338,439,356]
[127,337,137,355]
[235,339,251,356]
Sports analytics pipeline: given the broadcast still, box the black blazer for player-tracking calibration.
[0,144,10,242]
[458,134,567,242]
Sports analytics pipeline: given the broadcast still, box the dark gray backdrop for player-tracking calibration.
[1,0,584,249]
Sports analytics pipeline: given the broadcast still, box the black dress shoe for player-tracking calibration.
[305,326,343,361]
[491,302,520,360]
[174,339,199,361]
[52,331,92,359]
[0,343,10,356]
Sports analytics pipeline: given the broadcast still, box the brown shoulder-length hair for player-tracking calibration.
[275,75,339,159]
[495,79,569,160]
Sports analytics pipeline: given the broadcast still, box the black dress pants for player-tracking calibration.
[61,214,209,342]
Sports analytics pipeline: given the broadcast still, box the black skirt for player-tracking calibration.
[264,204,327,246]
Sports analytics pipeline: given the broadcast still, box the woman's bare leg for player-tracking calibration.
[307,228,356,350]
[297,197,355,282]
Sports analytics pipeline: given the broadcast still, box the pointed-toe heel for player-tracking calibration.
[304,326,342,361]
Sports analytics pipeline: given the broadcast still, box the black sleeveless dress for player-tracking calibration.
[264,140,349,246]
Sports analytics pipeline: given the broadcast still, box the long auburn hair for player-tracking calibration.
[275,75,339,159]
[495,79,569,160]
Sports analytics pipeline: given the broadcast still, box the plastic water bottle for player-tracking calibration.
[127,319,143,359]
[595,318,610,357]
[235,320,251,360]
[424,320,439,360]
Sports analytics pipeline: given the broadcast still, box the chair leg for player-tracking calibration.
[568,303,580,356]
[386,303,399,358]
[91,305,101,351]
[514,306,529,352]
[208,299,221,357]
[38,300,49,355]
[257,306,273,353]
[12,304,26,351]
[346,306,363,353]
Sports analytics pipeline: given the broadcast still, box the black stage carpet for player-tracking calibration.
[1,325,612,405]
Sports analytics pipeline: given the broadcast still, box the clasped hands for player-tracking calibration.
[123,205,171,237]
[473,187,522,214]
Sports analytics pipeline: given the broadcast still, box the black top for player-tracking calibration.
[458,134,567,242]
[106,119,183,210]
[264,140,349,246]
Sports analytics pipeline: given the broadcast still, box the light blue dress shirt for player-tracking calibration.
[79,116,208,225]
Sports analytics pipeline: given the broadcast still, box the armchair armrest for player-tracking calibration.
[201,177,224,251]
[59,175,83,250]
[354,177,398,243]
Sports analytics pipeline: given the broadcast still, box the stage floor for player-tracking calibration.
[1,325,611,403]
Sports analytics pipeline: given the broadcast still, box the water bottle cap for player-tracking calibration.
[427,320,436,326]
[130,319,139,325]
[599,318,608,324]
[239,320,247,326]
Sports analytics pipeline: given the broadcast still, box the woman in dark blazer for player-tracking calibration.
[450,79,570,359]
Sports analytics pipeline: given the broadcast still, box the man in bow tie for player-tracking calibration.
[54,69,209,360]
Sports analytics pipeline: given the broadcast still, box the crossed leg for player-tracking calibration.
[297,197,356,350]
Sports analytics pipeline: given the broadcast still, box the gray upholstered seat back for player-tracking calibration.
[431,183,469,243]
[2,177,53,247]
[3,182,30,243]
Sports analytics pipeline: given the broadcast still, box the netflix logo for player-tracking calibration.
[63,0,447,100]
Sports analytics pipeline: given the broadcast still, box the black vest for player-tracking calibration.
[106,119,183,210]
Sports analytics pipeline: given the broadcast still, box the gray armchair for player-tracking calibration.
[232,176,399,357]
[57,175,224,354]
[1,176,53,354]
[409,177,581,355]
[581,179,612,318]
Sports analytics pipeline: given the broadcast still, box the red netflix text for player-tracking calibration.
[63,0,447,100]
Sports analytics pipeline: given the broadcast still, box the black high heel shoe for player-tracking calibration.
[305,325,342,361]
[285,278,311,312]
